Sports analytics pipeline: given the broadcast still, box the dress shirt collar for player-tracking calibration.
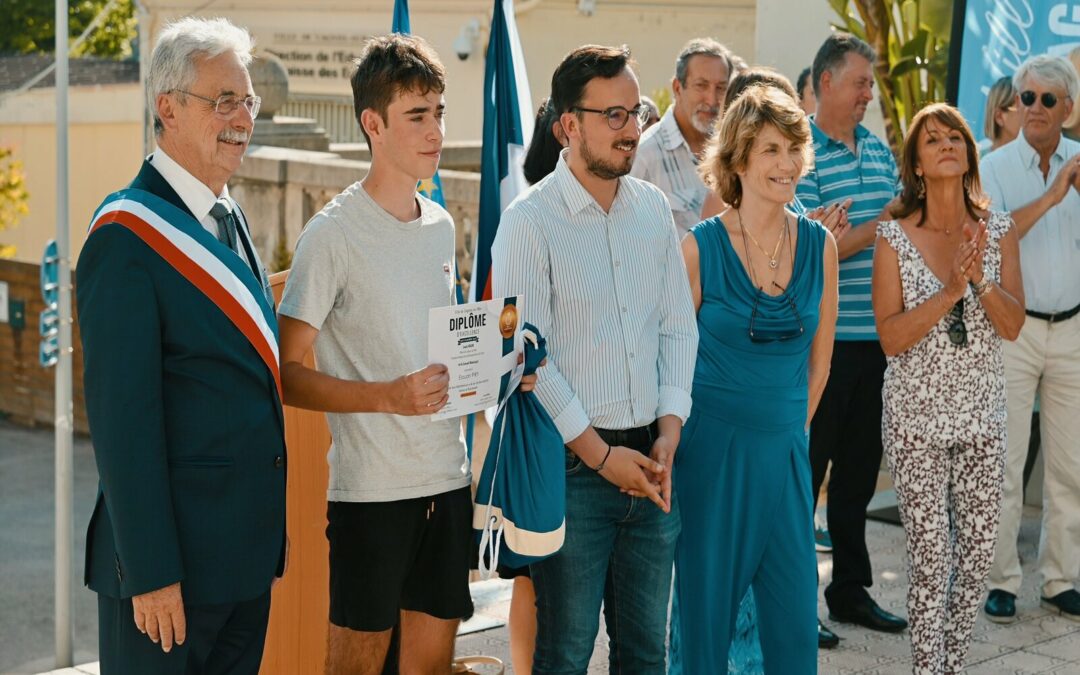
[1015,130,1067,170]
[149,147,230,222]
[657,106,691,153]
[553,148,632,216]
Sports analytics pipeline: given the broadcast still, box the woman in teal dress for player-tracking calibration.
[669,85,838,673]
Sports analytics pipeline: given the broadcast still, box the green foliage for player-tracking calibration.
[829,0,953,155]
[271,237,293,274]
[0,147,29,259]
[650,87,673,117]
[1,0,136,60]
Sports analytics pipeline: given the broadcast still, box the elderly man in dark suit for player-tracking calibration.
[76,16,284,674]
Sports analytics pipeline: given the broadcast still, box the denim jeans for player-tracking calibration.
[531,448,681,674]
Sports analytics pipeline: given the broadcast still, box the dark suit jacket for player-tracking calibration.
[77,160,286,606]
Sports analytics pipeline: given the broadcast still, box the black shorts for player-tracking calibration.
[326,486,474,632]
[496,563,531,580]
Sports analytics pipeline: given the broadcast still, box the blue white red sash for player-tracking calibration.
[88,188,281,398]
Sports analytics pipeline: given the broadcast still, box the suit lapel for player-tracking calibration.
[89,187,282,399]
[136,159,274,308]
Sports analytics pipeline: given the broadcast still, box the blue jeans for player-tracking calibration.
[531,449,681,675]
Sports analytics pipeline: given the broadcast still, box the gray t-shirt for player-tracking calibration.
[279,182,469,502]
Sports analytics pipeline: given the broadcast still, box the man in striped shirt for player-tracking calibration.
[796,33,907,635]
[492,45,698,673]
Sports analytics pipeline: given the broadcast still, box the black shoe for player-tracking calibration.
[1041,589,1080,622]
[818,620,840,649]
[829,598,908,633]
[984,589,1017,624]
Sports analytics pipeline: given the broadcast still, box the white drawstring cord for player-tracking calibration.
[477,329,539,579]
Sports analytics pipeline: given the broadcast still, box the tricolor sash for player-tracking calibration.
[88,188,281,398]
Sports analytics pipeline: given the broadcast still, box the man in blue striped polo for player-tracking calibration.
[796,32,908,636]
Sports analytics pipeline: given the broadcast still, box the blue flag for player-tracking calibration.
[390,0,472,450]
[471,0,533,302]
[391,0,447,211]
[391,0,410,34]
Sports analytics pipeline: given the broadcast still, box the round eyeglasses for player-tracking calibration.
[1019,90,1060,109]
[570,104,650,130]
[172,89,262,119]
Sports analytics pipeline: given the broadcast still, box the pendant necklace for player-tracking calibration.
[739,210,787,269]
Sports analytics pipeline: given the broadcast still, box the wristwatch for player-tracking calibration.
[971,278,993,297]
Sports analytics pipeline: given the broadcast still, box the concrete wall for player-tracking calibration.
[0,1,886,268]
[754,0,887,139]
[141,0,757,143]
[0,84,143,265]
[231,144,481,288]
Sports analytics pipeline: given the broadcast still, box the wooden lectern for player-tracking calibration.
[259,270,332,674]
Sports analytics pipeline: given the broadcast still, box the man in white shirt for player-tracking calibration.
[492,44,698,673]
[981,54,1080,624]
[631,38,734,235]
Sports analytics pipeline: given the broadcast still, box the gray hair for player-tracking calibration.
[1012,55,1080,101]
[811,32,875,96]
[640,94,659,118]
[147,17,255,135]
[675,38,734,85]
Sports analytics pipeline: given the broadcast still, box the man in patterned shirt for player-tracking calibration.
[631,38,735,236]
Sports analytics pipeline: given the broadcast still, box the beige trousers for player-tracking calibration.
[988,313,1080,597]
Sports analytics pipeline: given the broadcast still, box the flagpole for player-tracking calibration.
[54,0,75,666]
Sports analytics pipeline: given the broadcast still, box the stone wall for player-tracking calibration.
[230,144,482,295]
[0,145,483,432]
[0,259,88,433]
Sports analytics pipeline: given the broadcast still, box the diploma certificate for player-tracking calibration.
[428,296,524,421]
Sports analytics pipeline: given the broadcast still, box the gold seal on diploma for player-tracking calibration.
[499,304,518,339]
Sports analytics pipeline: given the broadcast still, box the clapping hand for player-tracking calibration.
[945,220,986,302]
[1048,155,1080,205]
[806,198,853,241]
[962,219,988,286]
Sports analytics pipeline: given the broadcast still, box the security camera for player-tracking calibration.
[454,19,481,61]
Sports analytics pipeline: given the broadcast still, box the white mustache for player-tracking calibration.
[695,105,720,117]
[218,129,249,144]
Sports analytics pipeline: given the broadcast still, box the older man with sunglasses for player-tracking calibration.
[980,54,1080,623]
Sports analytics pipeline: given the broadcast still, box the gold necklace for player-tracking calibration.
[922,223,954,235]
[739,210,787,269]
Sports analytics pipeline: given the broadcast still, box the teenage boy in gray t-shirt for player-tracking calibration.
[278,35,481,675]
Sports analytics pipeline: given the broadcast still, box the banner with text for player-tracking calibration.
[955,1,1080,144]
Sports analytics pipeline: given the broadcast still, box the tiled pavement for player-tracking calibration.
[37,507,1080,675]
[451,504,1080,674]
